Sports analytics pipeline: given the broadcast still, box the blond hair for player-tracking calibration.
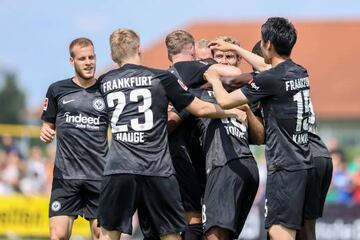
[165,30,194,61]
[69,37,94,57]
[212,36,241,58]
[196,38,210,49]
[110,28,140,64]
[215,36,240,46]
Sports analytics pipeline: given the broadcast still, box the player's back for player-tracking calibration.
[242,59,312,171]
[99,63,194,177]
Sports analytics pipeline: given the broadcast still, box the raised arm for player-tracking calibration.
[209,39,271,72]
[185,97,245,120]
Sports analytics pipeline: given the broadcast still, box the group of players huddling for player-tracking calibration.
[40,17,333,240]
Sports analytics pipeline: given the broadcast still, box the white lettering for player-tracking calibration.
[115,132,145,143]
[102,76,152,92]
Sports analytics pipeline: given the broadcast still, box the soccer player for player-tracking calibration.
[40,38,108,240]
[213,38,333,240]
[206,17,313,240]
[97,28,243,240]
[165,30,245,240]
[212,36,242,67]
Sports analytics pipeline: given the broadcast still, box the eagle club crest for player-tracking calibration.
[92,98,105,111]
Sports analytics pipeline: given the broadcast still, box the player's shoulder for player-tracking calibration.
[174,59,214,69]
[48,78,74,90]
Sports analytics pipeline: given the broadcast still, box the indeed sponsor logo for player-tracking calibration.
[64,112,100,125]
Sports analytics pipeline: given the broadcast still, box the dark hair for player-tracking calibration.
[251,40,262,57]
[261,17,297,56]
[251,40,263,72]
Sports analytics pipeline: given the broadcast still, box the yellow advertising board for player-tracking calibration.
[0,195,90,237]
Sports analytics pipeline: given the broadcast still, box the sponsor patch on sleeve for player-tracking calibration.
[177,79,188,91]
[43,98,48,111]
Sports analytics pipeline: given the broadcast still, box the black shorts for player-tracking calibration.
[264,169,309,230]
[98,174,186,235]
[304,156,333,219]
[202,158,259,238]
[49,178,101,219]
[172,155,203,213]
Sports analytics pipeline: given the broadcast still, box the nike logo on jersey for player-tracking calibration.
[62,99,75,104]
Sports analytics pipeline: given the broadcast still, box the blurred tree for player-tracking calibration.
[0,72,26,123]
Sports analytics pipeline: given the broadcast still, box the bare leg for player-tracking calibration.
[205,226,232,240]
[49,216,75,240]
[89,219,101,240]
[268,224,296,240]
[100,227,121,240]
[160,232,182,240]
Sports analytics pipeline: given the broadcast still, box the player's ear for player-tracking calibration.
[137,46,142,57]
[69,57,74,66]
[264,40,271,51]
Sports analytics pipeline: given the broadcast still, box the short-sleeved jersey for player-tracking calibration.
[308,101,331,158]
[190,88,254,174]
[172,60,213,88]
[241,59,312,171]
[99,64,195,177]
[167,60,213,166]
[41,79,109,180]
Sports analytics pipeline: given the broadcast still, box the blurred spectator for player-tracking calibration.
[1,135,23,159]
[19,146,47,195]
[327,149,352,204]
[0,151,21,194]
[350,155,360,203]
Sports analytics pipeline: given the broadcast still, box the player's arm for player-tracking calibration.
[204,68,249,109]
[185,97,243,119]
[239,105,265,145]
[167,103,183,134]
[209,39,271,72]
[40,121,55,143]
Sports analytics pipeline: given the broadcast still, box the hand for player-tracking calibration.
[232,108,247,123]
[204,69,221,84]
[237,104,250,112]
[40,124,55,143]
[208,39,236,52]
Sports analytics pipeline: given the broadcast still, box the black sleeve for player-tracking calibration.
[160,72,195,112]
[250,102,263,118]
[41,84,57,123]
[241,70,278,103]
[174,60,213,88]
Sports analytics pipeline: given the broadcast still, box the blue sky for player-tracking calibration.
[1,0,360,108]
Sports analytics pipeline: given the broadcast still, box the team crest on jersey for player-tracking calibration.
[51,200,61,212]
[43,98,48,111]
[92,98,105,111]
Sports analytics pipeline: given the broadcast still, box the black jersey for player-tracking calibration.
[308,100,331,158]
[241,59,311,171]
[172,60,213,88]
[99,64,195,177]
[191,89,254,173]
[41,79,108,180]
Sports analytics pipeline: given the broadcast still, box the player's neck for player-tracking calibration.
[73,76,96,88]
[171,54,194,64]
[119,55,141,67]
[270,55,289,68]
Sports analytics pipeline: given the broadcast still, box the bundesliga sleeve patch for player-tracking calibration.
[43,98,48,111]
